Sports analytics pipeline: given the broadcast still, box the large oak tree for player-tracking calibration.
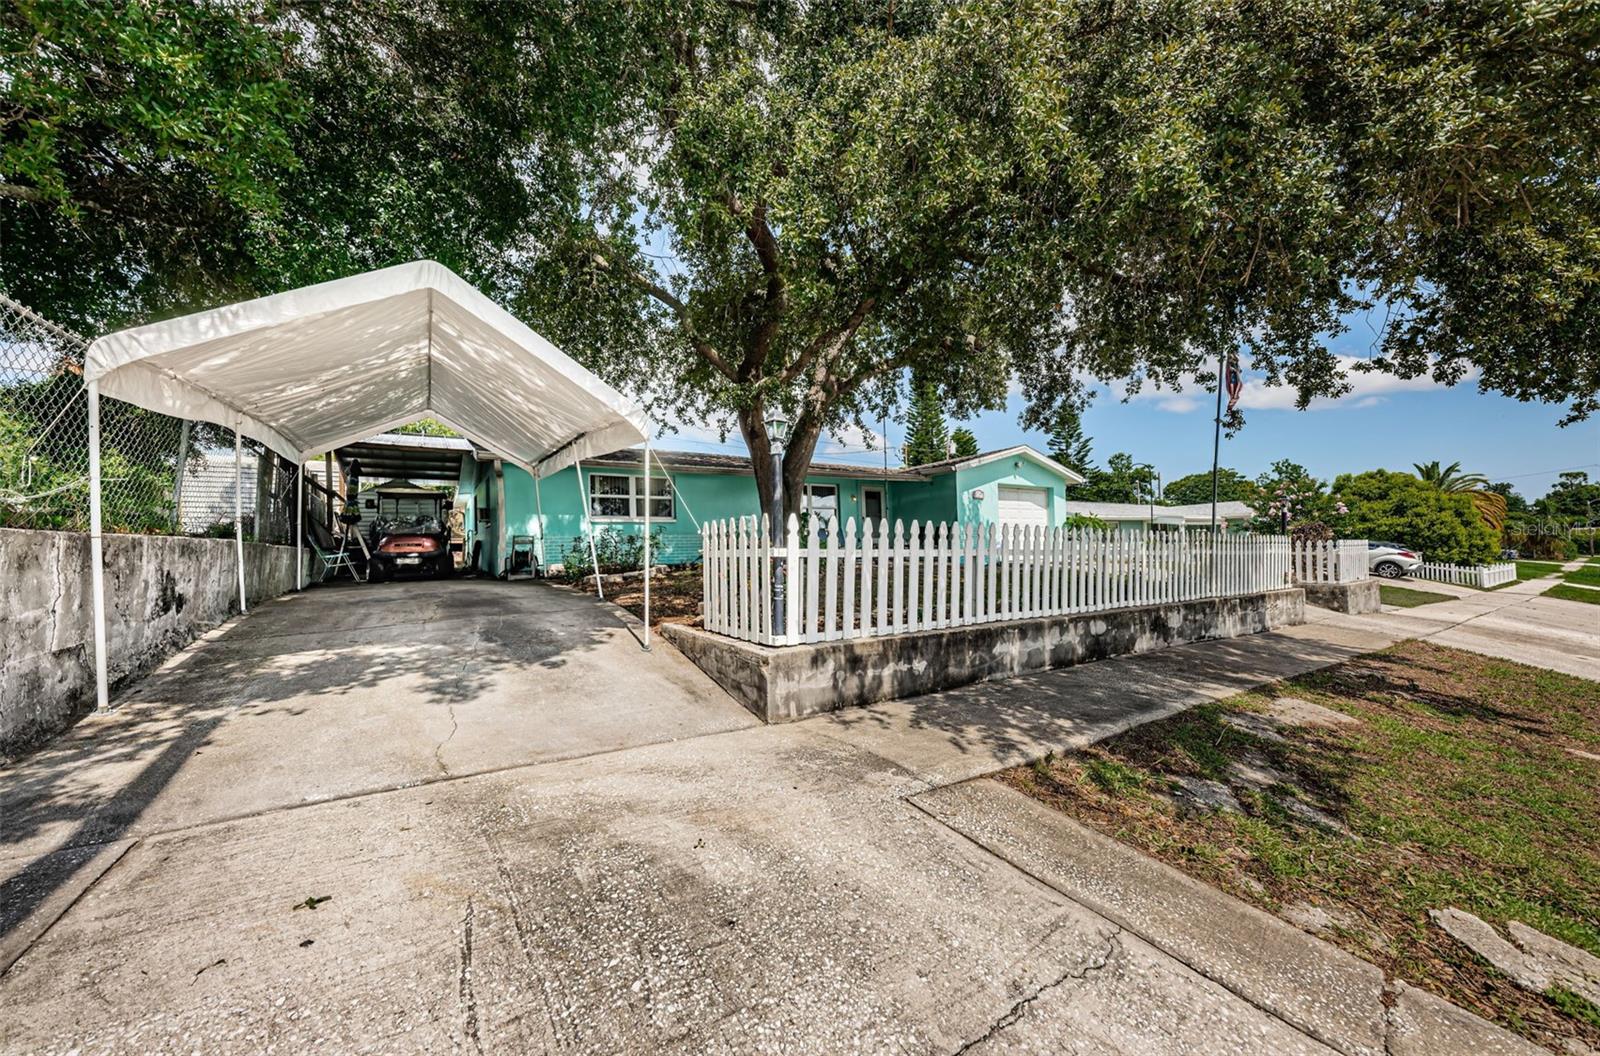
[5,1,1598,523]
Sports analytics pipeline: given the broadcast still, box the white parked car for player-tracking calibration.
[1368,541,1423,579]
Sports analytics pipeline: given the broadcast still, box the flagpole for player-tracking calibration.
[1210,347,1224,535]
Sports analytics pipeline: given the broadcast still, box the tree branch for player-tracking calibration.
[592,251,738,381]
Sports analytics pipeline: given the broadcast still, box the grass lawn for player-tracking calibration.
[1544,583,1600,606]
[1379,584,1455,607]
[611,567,702,626]
[1516,560,1567,580]
[1000,641,1600,1052]
[1562,566,1600,588]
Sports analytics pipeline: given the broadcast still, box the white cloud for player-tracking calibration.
[819,422,889,460]
[1120,357,1478,415]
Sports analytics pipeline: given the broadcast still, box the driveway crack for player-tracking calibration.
[458,896,484,1055]
[949,928,1122,1055]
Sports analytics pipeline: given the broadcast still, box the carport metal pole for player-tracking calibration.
[643,436,651,649]
[87,379,109,711]
[533,471,543,571]
[295,461,304,591]
[235,428,247,614]
[575,459,604,599]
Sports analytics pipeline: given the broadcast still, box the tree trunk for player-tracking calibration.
[738,406,818,529]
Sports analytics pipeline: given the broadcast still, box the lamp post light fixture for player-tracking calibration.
[765,415,791,635]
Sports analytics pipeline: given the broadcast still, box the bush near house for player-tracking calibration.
[1334,470,1498,565]
[558,527,664,578]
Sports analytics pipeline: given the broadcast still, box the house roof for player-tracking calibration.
[1066,500,1257,524]
[903,445,1088,485]
[359,478,451,497]
[587,443,1080,485]
[587,448,927,481]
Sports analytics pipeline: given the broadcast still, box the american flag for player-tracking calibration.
[1225,353,1244,412]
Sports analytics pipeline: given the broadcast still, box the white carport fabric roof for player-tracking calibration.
[84,260,647,476]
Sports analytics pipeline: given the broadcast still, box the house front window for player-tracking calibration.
[588,473,674,521]
[803,483,838,520]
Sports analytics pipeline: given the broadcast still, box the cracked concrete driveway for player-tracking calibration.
[0,579,1557,1054]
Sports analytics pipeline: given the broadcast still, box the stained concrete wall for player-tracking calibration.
[1,528,308,756]
[663,588,1306,723]
[1301,579,1381,615]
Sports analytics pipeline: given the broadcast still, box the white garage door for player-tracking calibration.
[997,486,1049,527]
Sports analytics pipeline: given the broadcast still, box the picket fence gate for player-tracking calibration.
[1414,561,1517,589]
[1288,539,1370,584]
[701,516,1293,647]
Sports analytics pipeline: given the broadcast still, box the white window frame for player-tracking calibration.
[802,483,839,520]
[587,472,675,522]
[861,485,885,522]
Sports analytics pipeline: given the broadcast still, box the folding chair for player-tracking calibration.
[307,539,357,582]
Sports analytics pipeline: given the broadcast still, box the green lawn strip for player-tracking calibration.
[1000,641,1600,1052]
[1516,561,1567,580]
[1545,584,1600,606]
[1562,566,1600,588]
[1379,585,1456,607]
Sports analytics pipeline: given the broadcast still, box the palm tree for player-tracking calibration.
[1414,461,1506,532]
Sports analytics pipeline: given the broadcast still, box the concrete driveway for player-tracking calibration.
[1,581,1569,1055]
[1,579,756,923]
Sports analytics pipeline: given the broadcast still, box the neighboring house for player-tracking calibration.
[175,449,258,533]
[464,443,1086,574]
[1064,500,1257,533]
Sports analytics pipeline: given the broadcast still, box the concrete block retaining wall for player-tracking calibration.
[663,587,1306,723]
[1,528,308,756]
[1300,579,1382,615]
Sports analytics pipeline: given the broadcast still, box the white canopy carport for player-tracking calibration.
[82,260,655,709]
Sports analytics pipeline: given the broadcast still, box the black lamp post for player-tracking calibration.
[766,416,791,634]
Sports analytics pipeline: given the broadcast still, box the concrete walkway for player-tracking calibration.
[1332,574,1600,681]
[1,582,1584,1054]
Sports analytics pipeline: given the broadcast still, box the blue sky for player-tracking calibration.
[660,346,1599,504]
[639,224,1597,502]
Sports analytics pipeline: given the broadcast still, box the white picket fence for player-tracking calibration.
[1414,561,1517,589]
[1288,539,1370,584]
[701,516,1293,646]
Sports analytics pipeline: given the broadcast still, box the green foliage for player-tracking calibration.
[1253,460,1341,533]
[949,426,980,458]
[902,380,950,466]
[1536,472,1600,522]
[1047,410,1094,476]
[391,419,461,438]
[1075,452,1154,503]
[2,0,590,328]
[1063,513,1110,530]
[1335,470,1499,564]
[1162,468,1258,507]
[559,527,663,578]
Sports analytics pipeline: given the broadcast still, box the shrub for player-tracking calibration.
[1334,470,1498,564]
[559,526,663,578]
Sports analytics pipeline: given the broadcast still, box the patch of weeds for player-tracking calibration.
[1549,988,1600,1031]
[1083,757,1145,796]
[999,640,1600,1052]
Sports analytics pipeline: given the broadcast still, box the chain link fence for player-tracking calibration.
[1,291,296,543]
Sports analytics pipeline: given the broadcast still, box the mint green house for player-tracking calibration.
[455,443,1087,575]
